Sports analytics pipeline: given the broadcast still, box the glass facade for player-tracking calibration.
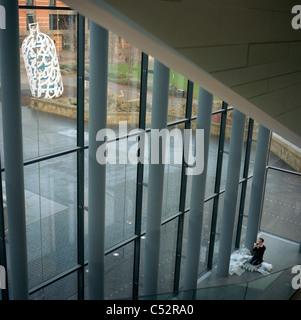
[0,1,300,300]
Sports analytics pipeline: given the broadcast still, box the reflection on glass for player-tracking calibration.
[22,20,64,99]
[107,32,141,132]
[168,71,187,122]
[19,8,77,160]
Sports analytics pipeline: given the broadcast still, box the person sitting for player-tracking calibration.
[249,237,266,266]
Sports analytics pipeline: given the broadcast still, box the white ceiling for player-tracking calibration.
[64,0,301,148]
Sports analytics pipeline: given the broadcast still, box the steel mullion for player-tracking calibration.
[207,101,228,270]
[132,52,148,300]
[76,13,85,300]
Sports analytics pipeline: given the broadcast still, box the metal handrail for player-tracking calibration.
[138,264,299,300]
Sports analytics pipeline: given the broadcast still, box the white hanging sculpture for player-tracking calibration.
[22,22,64,99]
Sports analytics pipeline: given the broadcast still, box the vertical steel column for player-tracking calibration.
[183,88,213,293]
[143,60,169,297]
[88,22,108,300]
[0,0,29,299]
[244,125,270,251]
[216,109,246,277]
[132,52,148,300]
[76,14,85,300]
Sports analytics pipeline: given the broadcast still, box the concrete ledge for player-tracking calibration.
[29,97,300,172]
[270,135,301,172]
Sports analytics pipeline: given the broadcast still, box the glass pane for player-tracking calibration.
[142,124,184,224]
[107,33,142,131]
[248,138,257,176]
[179,200,213,288]
[269,132,301,173]
[158,219,178,295]
[260,168,301,243]
[85,143,137,250]
[168,71,187,122]
[239,177,253,246]
[105,241,134,299]
[19,8,77,160]
[138,218,178,297]
[240,117,252,179]
[194,283,247,300]
[198,199,213,274]
[105,149,136,248]
[24,153,77,289]
[162,123,184,221]
[29,271,78,300]
[213,192,225,264]
[191,86,199,117]
[220,109,232,190]
[185,119,196,210]
[84,31,142,139]
[185,114,219,206]
[145,56,154,129]
[206,112,221,197]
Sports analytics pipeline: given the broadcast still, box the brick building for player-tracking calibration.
[19,0,74,52]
